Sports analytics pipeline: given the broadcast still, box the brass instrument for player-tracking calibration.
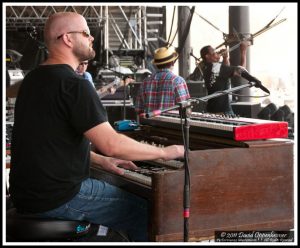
[191,39,246,68]
[215,18,286,49]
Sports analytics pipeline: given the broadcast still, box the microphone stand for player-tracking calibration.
[123,78,127,120]
[106,68,131,120]
[144,81,262,242]
[179,101,192,242]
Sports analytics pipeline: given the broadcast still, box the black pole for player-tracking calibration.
[229,6,251,102]
[123,78,127,120]
[178,6,193,79]
[179,101,192,242]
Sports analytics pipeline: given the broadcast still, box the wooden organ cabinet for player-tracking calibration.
[90,112,294,242]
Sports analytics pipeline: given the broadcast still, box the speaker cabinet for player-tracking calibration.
[187,81,207,113]
[231,102,262,118]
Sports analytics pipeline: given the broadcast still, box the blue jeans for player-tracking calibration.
[36,178,148,242]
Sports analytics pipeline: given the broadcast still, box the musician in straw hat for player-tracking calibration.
[135,46,190,115]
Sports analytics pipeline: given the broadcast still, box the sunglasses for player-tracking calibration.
[57,30,91,40]
[79,62,89,66]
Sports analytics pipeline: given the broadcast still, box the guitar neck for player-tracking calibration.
[99,89,116,99]
[98,77,134,99]
[98,78,126,99]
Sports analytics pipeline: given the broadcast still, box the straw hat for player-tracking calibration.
[152,46,179,65]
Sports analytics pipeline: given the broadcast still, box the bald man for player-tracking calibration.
[9,12,184,242]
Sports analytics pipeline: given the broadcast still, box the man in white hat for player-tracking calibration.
[135,46,190,115]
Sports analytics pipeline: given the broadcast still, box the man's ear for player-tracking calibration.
[62,34,73,48]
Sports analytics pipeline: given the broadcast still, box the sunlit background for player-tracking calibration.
[167,2,297,112]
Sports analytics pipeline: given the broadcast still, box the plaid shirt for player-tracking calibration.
[135,69,190,114]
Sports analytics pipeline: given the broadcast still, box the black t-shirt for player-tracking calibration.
[9,64,108,213]
[203,62,236,113]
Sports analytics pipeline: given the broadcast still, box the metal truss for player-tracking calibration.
[5,5,164,50]
[6,6,106,30]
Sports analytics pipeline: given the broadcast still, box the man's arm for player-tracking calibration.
[220,49,230,66]
[239,41,250,67]
[230,41,250,77]
[85,122,184,161]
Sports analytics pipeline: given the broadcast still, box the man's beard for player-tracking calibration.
[74,46,96,62]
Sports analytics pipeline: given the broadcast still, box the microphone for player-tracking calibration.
[240,69,270,94]
[140,110,162,118]
[253,80,270,94]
